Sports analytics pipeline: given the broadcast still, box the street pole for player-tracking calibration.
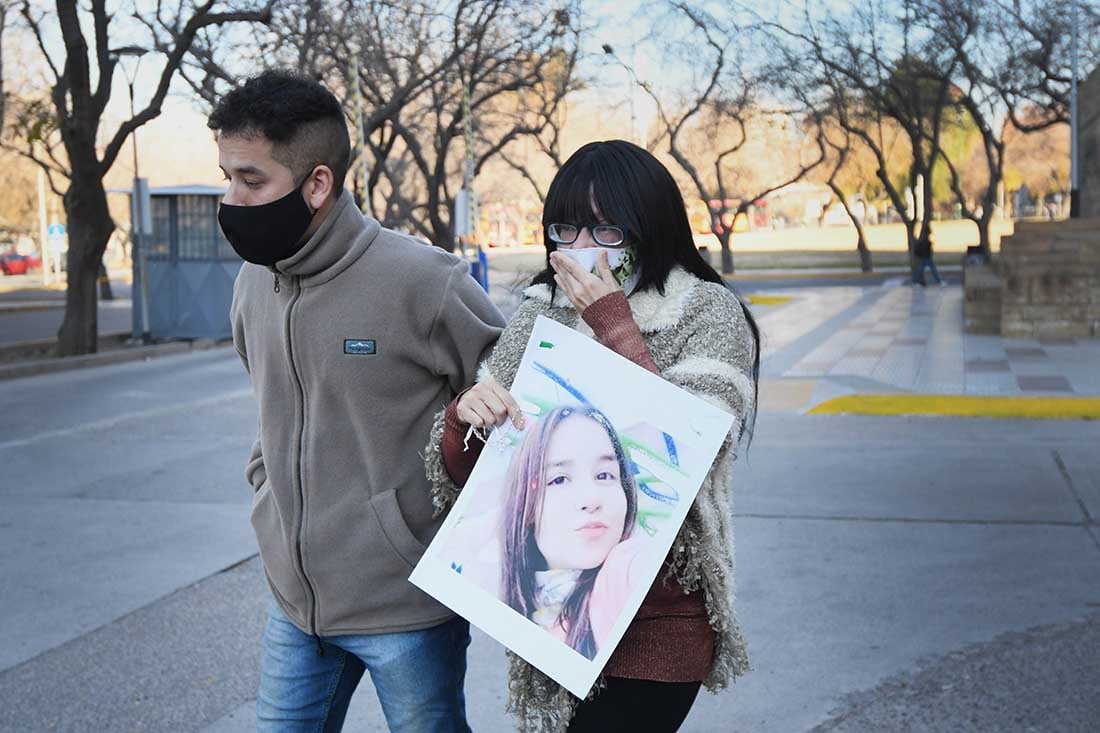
[129,78,151,341]
[111,47,152,341]
[37,167,50,286]
[457,82,474,260]
[351,60,371,215]
[1070,0,1080,218]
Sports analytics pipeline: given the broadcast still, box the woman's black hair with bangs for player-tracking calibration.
[533,139,762,443]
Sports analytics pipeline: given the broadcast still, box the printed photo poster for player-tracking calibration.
[410,315,734,699]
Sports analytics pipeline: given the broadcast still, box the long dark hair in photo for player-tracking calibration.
[533,139,762,441]
[500,406,638,660]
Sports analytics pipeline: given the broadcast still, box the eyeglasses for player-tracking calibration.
[547,222,627,248]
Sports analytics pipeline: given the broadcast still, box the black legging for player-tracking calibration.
[567,677,702,732]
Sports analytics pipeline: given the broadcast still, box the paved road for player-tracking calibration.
[0,280,134,344]
[1,345,1098,731]
[0,300,133,344]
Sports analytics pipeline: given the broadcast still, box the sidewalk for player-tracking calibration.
[489,270,1100,419]
[750,282,1100,418]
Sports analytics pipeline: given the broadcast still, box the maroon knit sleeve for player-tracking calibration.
[441,391,483,486]
[581,291,659,374]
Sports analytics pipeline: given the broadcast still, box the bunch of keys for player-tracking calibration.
[463,421,523,455]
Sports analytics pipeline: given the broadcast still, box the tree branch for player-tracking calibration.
[99,1,274,175]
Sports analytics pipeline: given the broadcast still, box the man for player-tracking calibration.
[911,229,945,288]
[213,70,504,731]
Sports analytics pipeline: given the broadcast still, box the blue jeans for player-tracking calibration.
[912,256,942,285]
[257,602,471,732]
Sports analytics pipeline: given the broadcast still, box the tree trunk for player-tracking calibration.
[97,259,114,301]
[717,229,734,275]
[857,234,873,273]
[434,202,455,253]
[977,180,997,258]
[58,260,99,356]
[905,223,920,283]
[977,215,992,258]
[827,182,873,273]
[57,174,116,356]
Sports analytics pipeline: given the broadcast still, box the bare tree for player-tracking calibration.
[820,126,873,271]
[182,0,581,245]
[5,0,271,356]
[988,0,1100,133]
[366,1,581,248]
[768,0,964,278]
[628,2,825,274]
[497,73,574,205]
[913,0,1006,256]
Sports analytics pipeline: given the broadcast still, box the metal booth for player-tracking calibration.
[131,185,241,340]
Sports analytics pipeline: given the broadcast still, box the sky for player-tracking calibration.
[11,0,832,189]
[86,0,672,189]
[9,0,1087,193]
[9,0,667,189]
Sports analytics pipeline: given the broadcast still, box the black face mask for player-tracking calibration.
[218,177,316,266]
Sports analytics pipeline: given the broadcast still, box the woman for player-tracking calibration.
[424,140,760,731]
[500,405,643,661]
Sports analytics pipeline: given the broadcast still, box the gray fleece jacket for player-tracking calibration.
[231,190,504,637]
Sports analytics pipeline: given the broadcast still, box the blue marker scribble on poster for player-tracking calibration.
[532,361,590,404]
[663,432,680,467]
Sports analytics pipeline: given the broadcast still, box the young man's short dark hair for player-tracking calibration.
[209,70,351,192]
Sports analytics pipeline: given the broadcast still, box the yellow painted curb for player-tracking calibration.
[746,294,794,306]
[808,394,1100,420]
[724,270,884,282]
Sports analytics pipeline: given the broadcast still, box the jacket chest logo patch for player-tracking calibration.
[344,339,377,355]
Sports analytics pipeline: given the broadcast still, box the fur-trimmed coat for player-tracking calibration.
[423,266,756,731]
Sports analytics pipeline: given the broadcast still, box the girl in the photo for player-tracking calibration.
[425,139,760,732]
[500,405,644,661]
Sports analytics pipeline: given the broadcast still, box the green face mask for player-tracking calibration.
[557,245,641,294]
[608,246,639,292]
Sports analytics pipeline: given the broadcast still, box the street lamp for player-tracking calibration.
[602,43,637,144]
[108,45,151,341]
[109,46,148,187]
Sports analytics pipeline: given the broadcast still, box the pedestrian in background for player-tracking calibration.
[912,228,945,287]
[213,70,504,732]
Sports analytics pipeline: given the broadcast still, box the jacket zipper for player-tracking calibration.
[284,275,322,654]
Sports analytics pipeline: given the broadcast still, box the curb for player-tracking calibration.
[728,271,884,282]
[0,330,131,361]
[726,271,960,283]
[0,301,64,313]
[746,294,795,306]
[0,339,228,381]
[807,394,1100,420]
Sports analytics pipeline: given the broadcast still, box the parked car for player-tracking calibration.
[0,253,30,275]
[22,253,42,270]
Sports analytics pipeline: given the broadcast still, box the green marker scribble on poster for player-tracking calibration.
[539,341,554,349]
[637,508,672,536]
[619,436,690,477]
